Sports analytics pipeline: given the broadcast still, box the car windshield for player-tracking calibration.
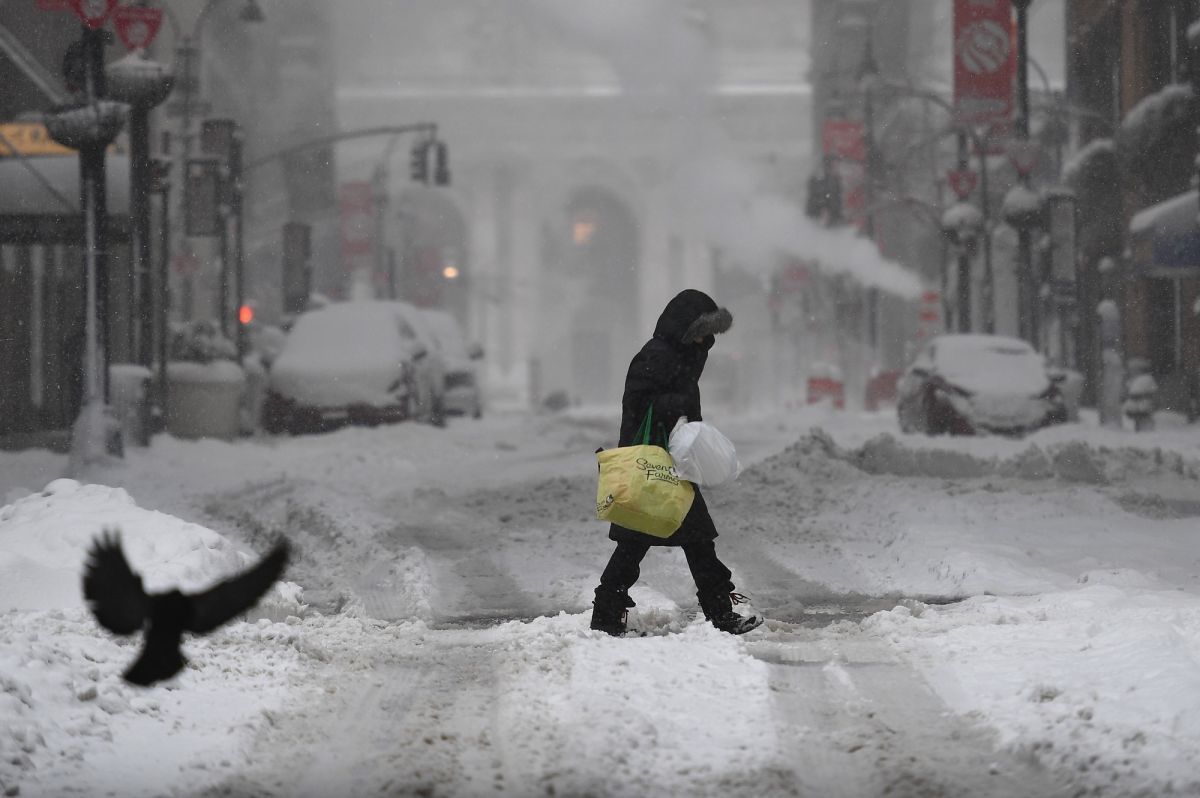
[933,336,1049,396]
[420,311,470,360]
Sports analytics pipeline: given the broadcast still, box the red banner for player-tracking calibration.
[822,119,865,163]
[339,181,375,274]
[822,119,866,225]
[113,5,164,50]
[68,0,118,29]
[953,0,1014,127]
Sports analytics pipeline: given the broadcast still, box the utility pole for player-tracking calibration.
[1013,0,1036,346]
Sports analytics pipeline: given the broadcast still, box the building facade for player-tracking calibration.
[333,1,813,409]
[0,0,339,446]
[1066,0,1200,415]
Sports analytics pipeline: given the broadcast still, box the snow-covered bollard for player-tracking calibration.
[1122,369,1158,432]
[1097,300,1123,429]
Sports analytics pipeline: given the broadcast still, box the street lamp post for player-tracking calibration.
[1012,0,1037,346]
[45,25,129,468]
[105,50,174,372]
[150,157,172,430]
[941,198,984,333]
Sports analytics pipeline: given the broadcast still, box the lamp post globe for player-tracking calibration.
[941,201,984,254]
[1002,184,1044,233]
[105,51,175,108]
[43,100,128,150]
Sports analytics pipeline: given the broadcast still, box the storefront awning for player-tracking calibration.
[0,154,130,244]
[1128,189,1200,276]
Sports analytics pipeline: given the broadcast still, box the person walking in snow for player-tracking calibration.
[590,289,761,637]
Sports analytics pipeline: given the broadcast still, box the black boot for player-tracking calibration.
[590,588,635,636]
[698,590,762,635]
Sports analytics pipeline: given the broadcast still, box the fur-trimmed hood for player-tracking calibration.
[653,289,733,347]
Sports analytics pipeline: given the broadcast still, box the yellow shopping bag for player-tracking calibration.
[596,406,695,538]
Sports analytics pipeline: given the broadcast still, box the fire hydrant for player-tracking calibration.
[1123,361,1158,432]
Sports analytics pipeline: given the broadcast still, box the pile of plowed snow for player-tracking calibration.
[766,429,1200,486]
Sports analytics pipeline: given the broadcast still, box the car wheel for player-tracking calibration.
[922,388,943,435]
[262,398,290,435]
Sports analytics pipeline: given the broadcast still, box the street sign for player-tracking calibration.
[1044,189,1078,284]
[1007,139,1040,177]
[200,118,238,161]
[947,169,978,200]
[186,158,223,237]
[67,0,118,30]
[0,123,74,157]
[113,6,164,50]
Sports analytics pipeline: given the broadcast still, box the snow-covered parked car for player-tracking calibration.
[263,300,446,434]
[417,308,484,418]
[897,334,1067,436]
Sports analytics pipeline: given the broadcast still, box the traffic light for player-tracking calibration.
[238,303,255,326]
[432,140,450,186]
[410,139,430,183]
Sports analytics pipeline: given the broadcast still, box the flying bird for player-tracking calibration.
[82,530,290,687]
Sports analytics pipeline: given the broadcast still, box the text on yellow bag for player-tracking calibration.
[595,406,695,538]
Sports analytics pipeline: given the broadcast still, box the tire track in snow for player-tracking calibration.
[748,631,1076,798]
[380,515,549,626]
[183,641,511,798]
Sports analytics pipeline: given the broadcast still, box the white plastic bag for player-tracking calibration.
[668,419,741,488]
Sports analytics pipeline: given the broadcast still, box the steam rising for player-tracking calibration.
[525,0,922,298]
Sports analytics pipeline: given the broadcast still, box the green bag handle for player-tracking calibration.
[634,405,667,447]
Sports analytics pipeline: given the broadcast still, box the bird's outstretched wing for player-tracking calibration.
[186,540,290,634]
[82,530,148,635]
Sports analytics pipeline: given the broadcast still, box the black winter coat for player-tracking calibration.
[609,289,733,547]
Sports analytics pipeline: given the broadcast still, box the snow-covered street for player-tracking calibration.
[2,406,1199,797]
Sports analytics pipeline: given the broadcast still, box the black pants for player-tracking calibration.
[597,539,734,599]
